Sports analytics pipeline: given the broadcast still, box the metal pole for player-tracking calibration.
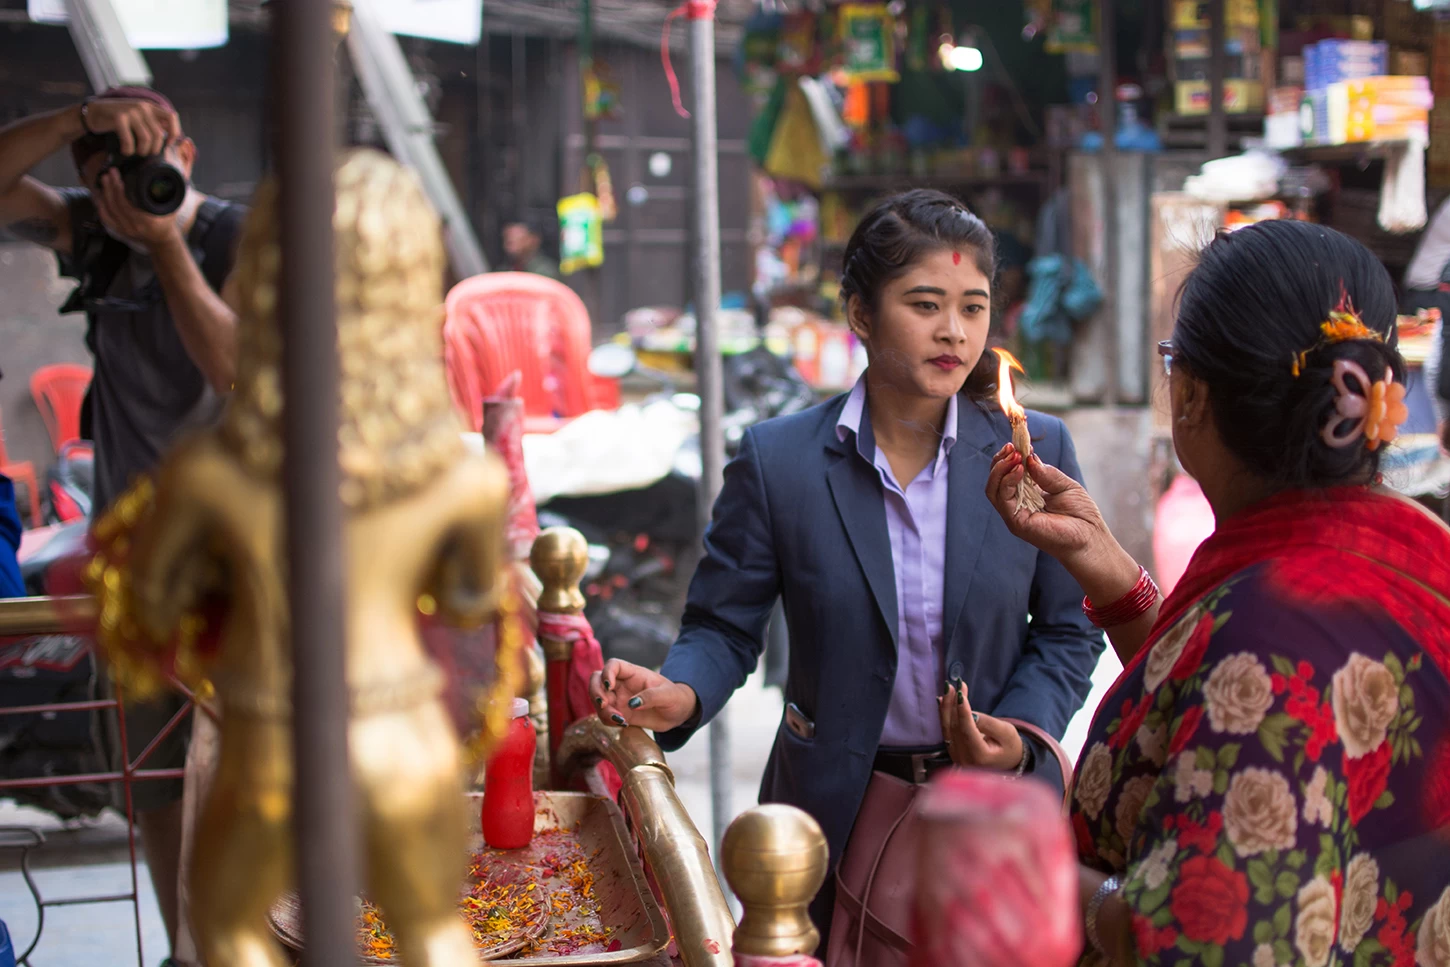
[273,0,357,963]
[1207,0,1228,157]
[1097,0,1119,405]
[63,0,151,91]
[686,3,731,861]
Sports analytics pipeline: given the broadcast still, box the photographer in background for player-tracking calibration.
[0,86,245,955]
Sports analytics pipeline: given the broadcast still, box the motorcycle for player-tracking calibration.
[538,343,813,674]
[43,441,94,525]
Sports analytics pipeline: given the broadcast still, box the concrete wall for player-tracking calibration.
[1061,405,1158,580]
[0,243,89,478]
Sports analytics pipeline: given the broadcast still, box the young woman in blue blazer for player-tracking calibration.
[590,190,1105,949]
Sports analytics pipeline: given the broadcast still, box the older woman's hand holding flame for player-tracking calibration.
[983,359,1158,665]
[986,446,1107,564]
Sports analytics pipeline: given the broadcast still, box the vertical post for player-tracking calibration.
[1207,0,1228,157]
[686,0,732,862]
[274,0,357,963]
[722,804,828,966]
[1097,0,1119,405]
[530,527,590,787]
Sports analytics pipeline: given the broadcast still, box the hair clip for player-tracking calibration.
[1322,360,1406,451]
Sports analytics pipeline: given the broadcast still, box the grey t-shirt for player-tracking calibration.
[1405,198,1450,291]
[57,188,244,513]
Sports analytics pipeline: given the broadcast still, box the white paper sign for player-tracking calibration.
[369,0,483,46]
[29,0,228,49]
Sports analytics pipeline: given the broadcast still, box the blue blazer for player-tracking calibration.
[656,392,1104,872]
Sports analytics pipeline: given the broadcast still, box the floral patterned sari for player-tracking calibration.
[1072,487,1450,967]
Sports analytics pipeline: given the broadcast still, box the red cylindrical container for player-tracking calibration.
[482,698,536,849]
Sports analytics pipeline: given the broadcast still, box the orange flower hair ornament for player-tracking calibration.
[1323,359,1408,451]
[1291,287,1385,378]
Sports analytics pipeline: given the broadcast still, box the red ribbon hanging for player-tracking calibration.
[660,0,719,120]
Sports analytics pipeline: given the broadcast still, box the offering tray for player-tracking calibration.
[268,791,670,964]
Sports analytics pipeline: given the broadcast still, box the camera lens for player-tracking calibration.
[122,157,186,216]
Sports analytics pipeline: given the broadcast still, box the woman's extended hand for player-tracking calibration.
[938,680,1024,772]
[588,659,699,733]
[985,446,1110,565]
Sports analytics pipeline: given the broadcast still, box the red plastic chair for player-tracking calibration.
[0,407,41,528]
[30,364,92,452]
[443,273,618,434]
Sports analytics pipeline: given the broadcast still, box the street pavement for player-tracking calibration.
[0,649,1122,965]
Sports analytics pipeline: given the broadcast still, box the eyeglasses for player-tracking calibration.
[1157,340,1174,377]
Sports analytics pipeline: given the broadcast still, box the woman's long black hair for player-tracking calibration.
[1173,220,1404,489]
[839,189,1000,401]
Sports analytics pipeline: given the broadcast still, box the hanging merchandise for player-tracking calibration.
[841,80,872,130]
[739,7,782,96]
[748,76,790,166]
[582,60,622,121]
[1044,0,1097,55]
[588,154,618,223]
[777,10,821,76]
[798,76,851,152]
[558,193,604,275]
[838,3,900,84]
[906,4,930,72]
[764,82,830,189]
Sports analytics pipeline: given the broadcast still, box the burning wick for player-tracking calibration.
[993,348,1045,514]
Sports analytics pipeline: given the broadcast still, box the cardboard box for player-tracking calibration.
[1175,80,1265,115]
[1327,77,1432,143]
[1304,40,1389,90]
[1175,0,1259,30]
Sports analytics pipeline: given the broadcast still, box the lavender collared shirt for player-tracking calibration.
[836,377,956,748]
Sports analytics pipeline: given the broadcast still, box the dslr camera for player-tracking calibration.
[97,132,187,216]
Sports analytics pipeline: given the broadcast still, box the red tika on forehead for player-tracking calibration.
[952,251,961,265]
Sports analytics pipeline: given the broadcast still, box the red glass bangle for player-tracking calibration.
[1082,566,1160,629]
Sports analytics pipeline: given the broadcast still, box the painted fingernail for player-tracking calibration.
[602,680,611,690]
[628,697,643,709]
[941,680,949,697]
[594,696,603,708]
[612,714,626,725]
[957,690,965,705]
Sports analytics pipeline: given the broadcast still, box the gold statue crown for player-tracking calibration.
[222,149,464,509]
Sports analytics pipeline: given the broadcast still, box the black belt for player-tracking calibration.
[873,745,952,784]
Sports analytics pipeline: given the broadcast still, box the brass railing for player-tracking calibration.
[557,716,737,967]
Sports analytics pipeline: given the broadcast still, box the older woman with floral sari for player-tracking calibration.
[986,220,1450,967]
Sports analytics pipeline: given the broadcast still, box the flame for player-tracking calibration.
[993,348,1026,422]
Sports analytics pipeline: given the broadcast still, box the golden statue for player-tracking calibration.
[106,149,514,966]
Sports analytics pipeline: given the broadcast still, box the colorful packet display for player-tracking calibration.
[839,4,899,83]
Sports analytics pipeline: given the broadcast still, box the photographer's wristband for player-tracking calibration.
[79,97,97,136]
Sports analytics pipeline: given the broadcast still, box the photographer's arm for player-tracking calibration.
[146,221,238,393]
[0,106,84,253]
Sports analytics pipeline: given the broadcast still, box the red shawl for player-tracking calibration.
[1110,486,1450,707]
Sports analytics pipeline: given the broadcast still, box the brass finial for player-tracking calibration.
[722,804,828,958]
[530,527,589,616]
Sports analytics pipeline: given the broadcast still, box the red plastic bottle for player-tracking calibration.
[482,698,536,849]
